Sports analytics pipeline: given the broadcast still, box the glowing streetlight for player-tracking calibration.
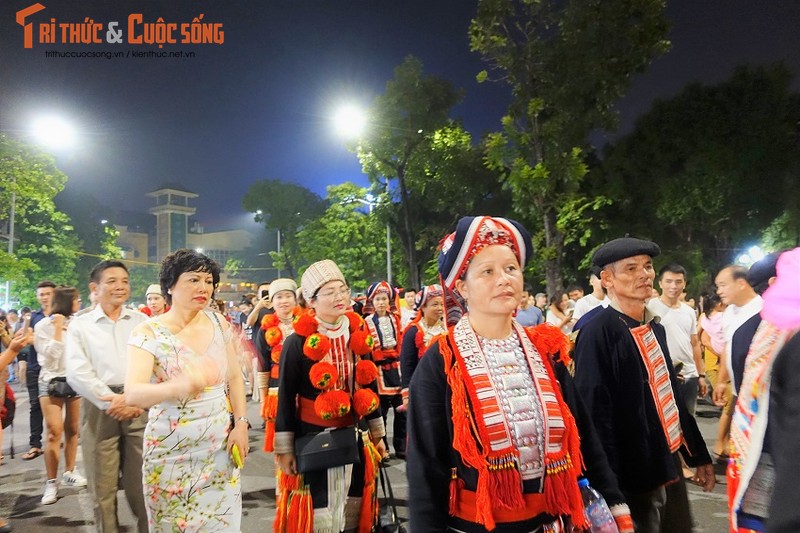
[736,245,765,267]
[31,115,77,150]
[333,104,366,139]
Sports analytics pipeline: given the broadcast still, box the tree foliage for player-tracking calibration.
[242,178,327,278]
[293,183,396,292]
[470,0,670,295]
[598,64,800,284]
[356,56,509,289]
[0,134,83,306]
[356,56,466,289]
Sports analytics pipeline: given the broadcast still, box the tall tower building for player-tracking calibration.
[147,184,197,261]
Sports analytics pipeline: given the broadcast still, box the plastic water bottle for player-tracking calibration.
[578,478,619,533]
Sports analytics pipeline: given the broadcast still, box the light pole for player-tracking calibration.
[332,104,392,285]
[4,182,15,309]
[352,194,392,286]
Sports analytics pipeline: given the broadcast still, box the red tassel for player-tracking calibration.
[448,468,464,515]
[489,458,525,510]
[264,394,278,418]
[358,440,381,533]
[263,420,276,452]
[273,471,291,532]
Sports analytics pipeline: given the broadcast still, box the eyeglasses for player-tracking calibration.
[316,287,350,300]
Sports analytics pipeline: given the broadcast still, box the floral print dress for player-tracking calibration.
[128,309,241,532]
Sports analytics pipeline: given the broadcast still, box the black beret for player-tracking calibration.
[747,252,779,289]
[592,237,661,268]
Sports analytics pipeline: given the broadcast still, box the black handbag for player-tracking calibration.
[376,464,405,533]
[294,426,360,473]
[48,377,77,398]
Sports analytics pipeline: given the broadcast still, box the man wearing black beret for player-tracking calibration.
[572,237,714,533]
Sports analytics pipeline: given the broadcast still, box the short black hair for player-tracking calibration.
[566,284,583,293]
[658,263,688,281]
[50,286,79,318]
[89,260,129,284]
[7,309,18,315]
[549,292,567,306]
[36,280,56,290]
[20,306,31,314]
[159,249,220,305]
[703,292,721,317]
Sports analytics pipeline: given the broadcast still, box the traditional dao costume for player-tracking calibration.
[274,260,385,533]
[362,281,406,456]
[572,237,712,532]
[399,284,445,404]
[729,250,794,533]
[259,278,298,452]
[407,216,632,533]
[766,247,800,532]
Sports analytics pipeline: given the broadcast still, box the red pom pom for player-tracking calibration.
[261,313,280,331]
[265,326,283,347]
[528,323,571,365]
[309,361,339,390]
[353,388,379,417]
[270,343,282,364]
[303,333,331,361]
[293,312,318,338]
[346,312,363,331]
[314,390,351,420]
[355,359,379,385]
[350,330,374,356]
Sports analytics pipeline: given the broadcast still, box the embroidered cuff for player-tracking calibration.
[273,431,294,454]
[610,504,634,533]
[401,388,409,403]
[368,417,386,440]
[257,371,269,388]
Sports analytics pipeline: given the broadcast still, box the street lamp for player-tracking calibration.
[31,115,77,150]
[2,115,77,308]
[350,194,392,286]
[332,103,392,285]
[736,245,765,267]
[332,104,367,139]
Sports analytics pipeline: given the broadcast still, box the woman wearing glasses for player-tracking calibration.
[273,260,386,533]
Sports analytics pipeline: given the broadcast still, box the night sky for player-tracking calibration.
[1,1,799,231]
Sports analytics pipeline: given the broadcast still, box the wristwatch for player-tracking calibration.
[235,416,250,428]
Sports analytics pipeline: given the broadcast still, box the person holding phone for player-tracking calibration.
[546,292,576,334]
[1,327,35,533]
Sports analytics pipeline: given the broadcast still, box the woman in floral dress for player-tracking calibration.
[125,249,249,532]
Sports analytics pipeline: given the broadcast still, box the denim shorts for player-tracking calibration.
[37,379,50,398]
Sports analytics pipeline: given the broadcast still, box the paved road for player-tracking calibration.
[1,380,725,531]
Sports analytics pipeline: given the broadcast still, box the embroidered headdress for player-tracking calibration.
[362,281,397,316]
[437,216,532,326]
[414,284,443,311]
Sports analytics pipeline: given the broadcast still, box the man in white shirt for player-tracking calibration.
[646,264,706,415]
[400,288,417,328]
[712,265,763,403]
[573,266,610,320]
[66,261,148,533]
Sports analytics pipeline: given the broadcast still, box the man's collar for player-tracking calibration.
[90,304,132,322]
[610,299,660,325]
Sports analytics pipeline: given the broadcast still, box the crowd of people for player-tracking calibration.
[1,215,799,533]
